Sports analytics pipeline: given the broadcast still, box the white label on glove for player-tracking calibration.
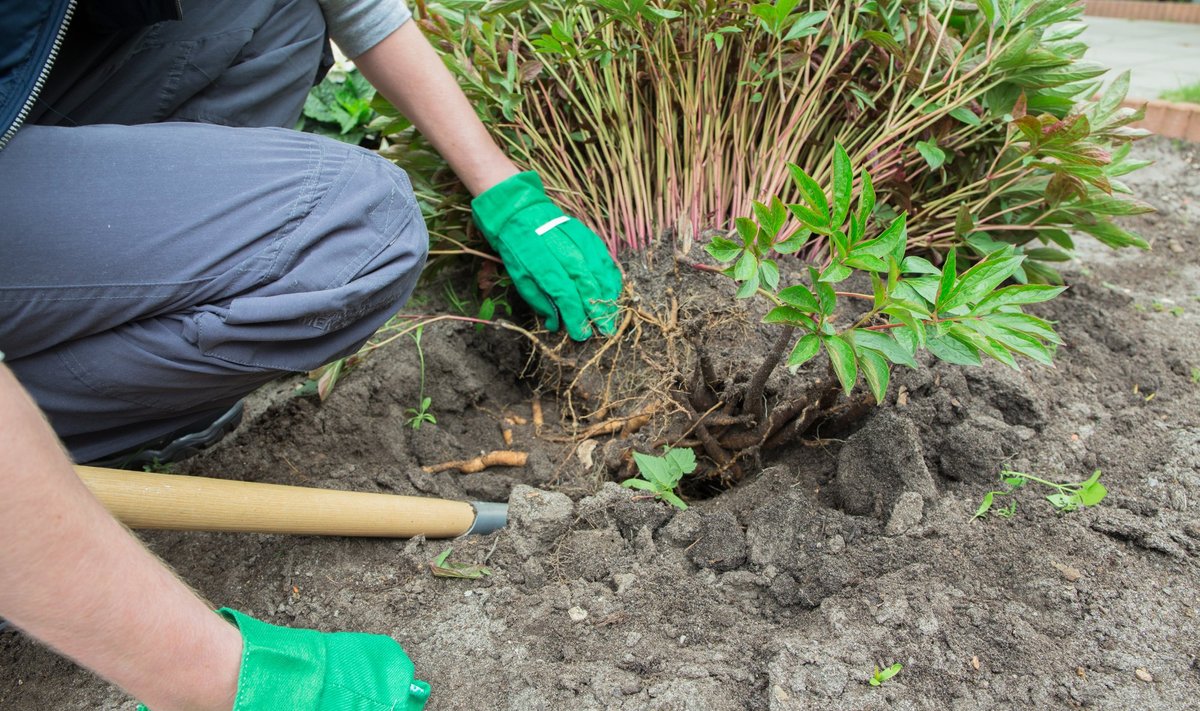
[535,216,571,236]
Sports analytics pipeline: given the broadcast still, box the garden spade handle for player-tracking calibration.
[74,466,507,538]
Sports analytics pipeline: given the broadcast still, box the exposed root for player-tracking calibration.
[500,272,875,495]
[422,450,529,474]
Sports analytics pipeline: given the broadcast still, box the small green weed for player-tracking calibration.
[443,281,512,332]
[429,547,491,579]
[869,663,903,687]
[405,325,437,430]
[975,469,1108,519]
[622,447,698,510]
[1191,367,1200,384]
[1150,300,1184,316]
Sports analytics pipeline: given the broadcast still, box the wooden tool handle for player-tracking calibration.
[75,466,476,538]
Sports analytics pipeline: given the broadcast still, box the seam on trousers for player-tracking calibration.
[154,39,196,122]
[259,131,333,283]
[0,277,217,302]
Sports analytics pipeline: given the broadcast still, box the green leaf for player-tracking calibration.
[787,334,821,367]
[849,213,865,247]
[987,312,1064,345]
[926,332,981,366]
[842,254,886,273]
[985,325,1055,365]
[632,451,672,487]
[916,140,946,170]
[941,254,1025,312]
[753,200,782,239]
[823,335,858,395]
[871,272,886,309]
[936,248,957,307]
[759,260,781,291]
[659,490,688,510]
[973,284,1066,314]
[664,447,698,476]
[829,229,850,259]
[1073,218,1150,249]
[900,256,940,275]
[832,143,853,227]
[705,237,742,263]
[774,228,811,254]
[787,163,830,222]
[786,202,828,232]
[735,217,758,249]
[1025,248,1072,262]
[779,284,820,312]
[977,0,996,24]
[1046,492,1077,512]
[622,478,658,492]
[783,10,828,40]
[873,663,903,685]
[850,330,919,368]
[855,213,907,260]
[735,273,760,299]
[858,169,876,223]
[764,306,818,329]
[950,106,982,126]
[820,261,854,282]
[733,252,757,281]
[892,323,923,354]
[974,491,996,519]
[858,348,890,404]
[1078,480,1107,507]
[816,281,837,315]
[955,205,975,238]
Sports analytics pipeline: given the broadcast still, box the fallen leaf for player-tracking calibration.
[429,547,492,579]
[576,438,600,469]
[971,656,980,671]
[1135,668,1153,683]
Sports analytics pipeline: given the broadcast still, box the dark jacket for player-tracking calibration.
[0,0,180,150]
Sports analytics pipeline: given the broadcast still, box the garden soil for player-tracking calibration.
[3,138,1199,710]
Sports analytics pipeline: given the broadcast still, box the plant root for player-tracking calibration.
[422,450,529,474]
[503,278,873,495]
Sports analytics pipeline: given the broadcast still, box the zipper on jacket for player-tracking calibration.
[0,0,79,151]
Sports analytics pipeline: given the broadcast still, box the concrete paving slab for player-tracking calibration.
[1080,16,1200,100]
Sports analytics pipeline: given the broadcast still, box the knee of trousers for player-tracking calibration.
[182,140,430,375]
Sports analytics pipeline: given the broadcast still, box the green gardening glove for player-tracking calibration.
[472,171,623,340]
[138,608,429,710]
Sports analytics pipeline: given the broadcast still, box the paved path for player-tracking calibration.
[1080,16,1200,100]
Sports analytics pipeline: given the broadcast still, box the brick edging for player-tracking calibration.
[1121,98,1200,142]
[1085,0,1200,23]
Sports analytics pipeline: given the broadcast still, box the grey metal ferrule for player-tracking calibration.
[465,501,508,535]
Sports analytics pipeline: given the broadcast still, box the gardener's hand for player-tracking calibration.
[138,609,429,711]
[472,171,623,340]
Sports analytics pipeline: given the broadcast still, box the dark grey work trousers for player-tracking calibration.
[0,0,428,461]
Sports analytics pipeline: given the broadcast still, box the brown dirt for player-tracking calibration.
[2,137,1199,710]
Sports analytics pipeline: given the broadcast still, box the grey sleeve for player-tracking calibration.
[318,0,413,59]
